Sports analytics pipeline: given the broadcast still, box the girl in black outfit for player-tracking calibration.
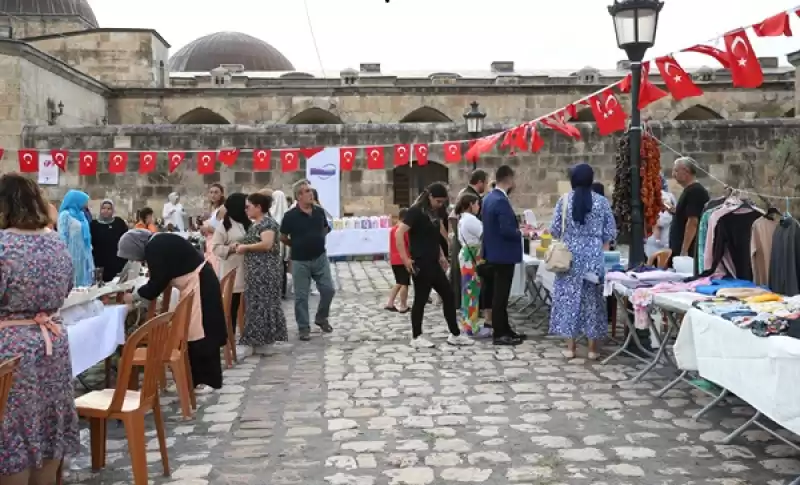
[89,199,129,282]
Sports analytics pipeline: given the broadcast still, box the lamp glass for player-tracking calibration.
[613,7,658,46]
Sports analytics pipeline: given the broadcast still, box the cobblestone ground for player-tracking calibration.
[67,261,800,485]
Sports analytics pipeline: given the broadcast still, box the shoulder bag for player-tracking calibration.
[544,194,573,273]
[459,222,492,279]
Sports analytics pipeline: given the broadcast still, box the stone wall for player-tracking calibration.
[28,30,170,88]
[21,119,800,219]
[9,17,89,39]
[110,83,796,125]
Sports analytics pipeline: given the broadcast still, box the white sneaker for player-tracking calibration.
[236,345,254,358]
[447,334,475,346]
[410,336,436,348]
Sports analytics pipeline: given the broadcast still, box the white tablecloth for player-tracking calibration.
[512,255,540,297]
[674,308,800,435]
[66,305,128,377]
[327,229,390,257]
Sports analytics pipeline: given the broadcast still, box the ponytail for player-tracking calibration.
[412,189,430,209]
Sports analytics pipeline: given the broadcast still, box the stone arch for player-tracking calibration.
[572,107,595,122]
[392,160,449,207]
[399,107,453,123]
[786,108,796,118]
[286,108,343,124]
[673,104,724,121]
[174,107,230,124]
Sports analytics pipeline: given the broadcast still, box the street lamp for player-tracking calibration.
[609,0,663,267]
[463,101,486,170]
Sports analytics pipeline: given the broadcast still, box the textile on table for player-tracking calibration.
[0,231,79,475]
[548,191,616,340]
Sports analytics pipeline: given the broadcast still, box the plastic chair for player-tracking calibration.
[220,269,238,368]
[74,312,173,485]
[132,290,196,419]
[0,355,21,420]
[647,249,672,269]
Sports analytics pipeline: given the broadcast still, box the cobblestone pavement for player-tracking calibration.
[68,261,800,485]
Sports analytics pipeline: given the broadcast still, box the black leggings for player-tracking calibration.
[411,262,460,338]
[230,292,242,335]
[281,261,288,298]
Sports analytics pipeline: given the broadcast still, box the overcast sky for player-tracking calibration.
[89,0,800,72]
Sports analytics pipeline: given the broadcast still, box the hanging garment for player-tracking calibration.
[750,217,778,286]
[708,210,761,280]
[769,218,800,295]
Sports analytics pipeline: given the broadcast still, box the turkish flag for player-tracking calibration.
[393,144,410,166]
[281,149,300,172]
[253,149,271,171]
[540,110,582,139]
[167,152,185,173]
[413,144,429,166]
[197,151,216,174]
[753,12,792,37]
[465,134,500,163]
[18,150,38,173]
[339,147,356,171]
[683,45,731,68]
[655,56,703,101]
[499,126,528,154]
[139,152,157,174]
[301,147,324,159]
[443,142,462,163]
[588,90,628,136]
[529,125,545,153]
[108,152,128,174]
[365,146,385,170]
[78,151,98,176]
[618,63,669,110]
[724,30,763,88]
[50,150,68,171]
[218,149,239,168]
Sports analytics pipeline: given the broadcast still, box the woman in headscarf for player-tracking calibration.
[89,199,129,282]
[162,192,185,232]
[211,193,250,347]
[118,229,227,389]
[548,163,616,360]
[58,189,95,286]
[270,189,291,298]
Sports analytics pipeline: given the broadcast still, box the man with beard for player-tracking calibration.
[449,170,489,310]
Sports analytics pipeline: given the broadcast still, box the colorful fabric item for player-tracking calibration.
[694,278,758,295]
[631,277,712,329]
[458,244,482,335]
[697,209,713,272]
[743,293,782,303]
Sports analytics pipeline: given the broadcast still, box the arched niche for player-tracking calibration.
[174,107,230,124]
[572,108,595,122]
[399,107,453,123]
[392,161,449,207]
[786,108,796,118]
[286,108,343,124]
[673,105,724,121]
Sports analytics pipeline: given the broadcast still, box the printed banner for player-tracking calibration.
[305,147,341,218]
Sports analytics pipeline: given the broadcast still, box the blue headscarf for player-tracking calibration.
[59,190,92,249]
[570,163,594,224]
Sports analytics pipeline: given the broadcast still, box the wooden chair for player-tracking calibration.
[647,249,672,269]
[74,312,172,485]
[237,293,245,336]
[147,283,174,320]
[221,269,238,368]
[0,355,21,420]
[132,290,197,419]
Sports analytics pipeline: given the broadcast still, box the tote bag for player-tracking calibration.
[544,194,572,273]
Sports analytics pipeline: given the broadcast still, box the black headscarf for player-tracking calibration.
[223,193,252,232]
[570,163,595,224]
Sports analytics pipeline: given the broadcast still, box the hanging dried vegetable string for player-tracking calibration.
[612,133,632,239]
[640,134,663,237]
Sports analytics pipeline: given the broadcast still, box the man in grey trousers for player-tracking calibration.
[279,179,336,341]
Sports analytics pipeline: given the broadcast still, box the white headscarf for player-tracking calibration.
[270,190,289,224]
[162,192,185,232]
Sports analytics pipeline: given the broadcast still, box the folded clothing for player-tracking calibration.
[743,293,782,303]
[715,287,769,299]
[694,278,759,295]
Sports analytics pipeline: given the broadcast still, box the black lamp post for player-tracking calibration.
[608,0,663,267]
[463,101,486,171]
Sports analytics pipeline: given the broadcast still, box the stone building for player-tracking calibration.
[3,0,800,217]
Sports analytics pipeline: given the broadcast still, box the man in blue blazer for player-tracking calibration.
[482,165,524,346]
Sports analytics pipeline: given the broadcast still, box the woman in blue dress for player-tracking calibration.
[549,163,616,360]
[58,189,95,286]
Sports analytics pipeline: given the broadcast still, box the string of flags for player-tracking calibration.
[13,5,800,176]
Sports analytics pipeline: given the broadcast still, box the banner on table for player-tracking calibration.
[305,147,341,218]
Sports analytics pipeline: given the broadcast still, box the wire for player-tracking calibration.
[302,0,328,82]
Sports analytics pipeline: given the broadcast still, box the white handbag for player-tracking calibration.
[544,194,572,273]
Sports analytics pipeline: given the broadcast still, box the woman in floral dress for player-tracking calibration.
[0,174,79,482]
[235,192,288,353]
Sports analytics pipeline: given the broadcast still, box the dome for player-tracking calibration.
[168,31,294,72]
[0,0,98,27]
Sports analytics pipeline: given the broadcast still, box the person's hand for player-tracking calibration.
[229,243,239,255]
[403,258,414,274]
[235,244,248,255]
[123,292,134,305]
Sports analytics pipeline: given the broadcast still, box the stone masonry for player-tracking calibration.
[22,118,800,218]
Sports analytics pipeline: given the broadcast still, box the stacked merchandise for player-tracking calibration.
[612,133,663,239]
[691,292,800,338]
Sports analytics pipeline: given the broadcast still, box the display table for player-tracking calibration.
[326,228,390,257]
[66,304,128,377]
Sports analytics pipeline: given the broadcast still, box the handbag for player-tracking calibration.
[459,230,492,279]
[544,194,573,273]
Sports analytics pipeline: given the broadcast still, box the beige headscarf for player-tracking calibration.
[270,190,288,224]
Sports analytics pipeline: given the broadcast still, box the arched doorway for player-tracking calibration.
[174,107,230,124]
[673,105,723,121]
[392,161,449,208]
[399,107,453,123]
[286,108,343,124]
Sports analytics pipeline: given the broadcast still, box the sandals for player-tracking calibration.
[384,305,398,312]
[397,307,410,314]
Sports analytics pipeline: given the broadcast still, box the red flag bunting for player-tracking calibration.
[393,144,410,166]
[139,152,157,174]
[339,147,356,171]
[540,110,581,139]
[281,150,300,172]
[78,151,98,176]
[588,90,628,136]
[108,152,128,174]
[413,144,429,166]
[18,149,38,173]
[465,134,500,163]
[529,125,544,153]
[366,146,385,169]
[50,150,68,171]
[753,12,792,37]
[618,63,669,110]
[724,30,764,88]
[654,56,704,101]
[218,149,239,167]
[197,151,216,175]
[500,126,528,154]
[683,45,731,68]
[167,152,185,173]
[301,147,324,159]
[443,142,462,163]
[253,149,270,171]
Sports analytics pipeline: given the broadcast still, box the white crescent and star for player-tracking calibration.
[113,154,123,164]
[448,145,457,154]
[143,154,153,164]
[730,35,749,67]
[171,154,181,164]
[82,154,93,166]
[201,155,211,165]
[285,153,295,162]
[256,150,267,160]
[22,153,32,162]
[397,147,407,155]
[370,149,380,159]
[343,151,353,161]
[54,153,64,162]
[663,61,682,83]
[417,146,427,155]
